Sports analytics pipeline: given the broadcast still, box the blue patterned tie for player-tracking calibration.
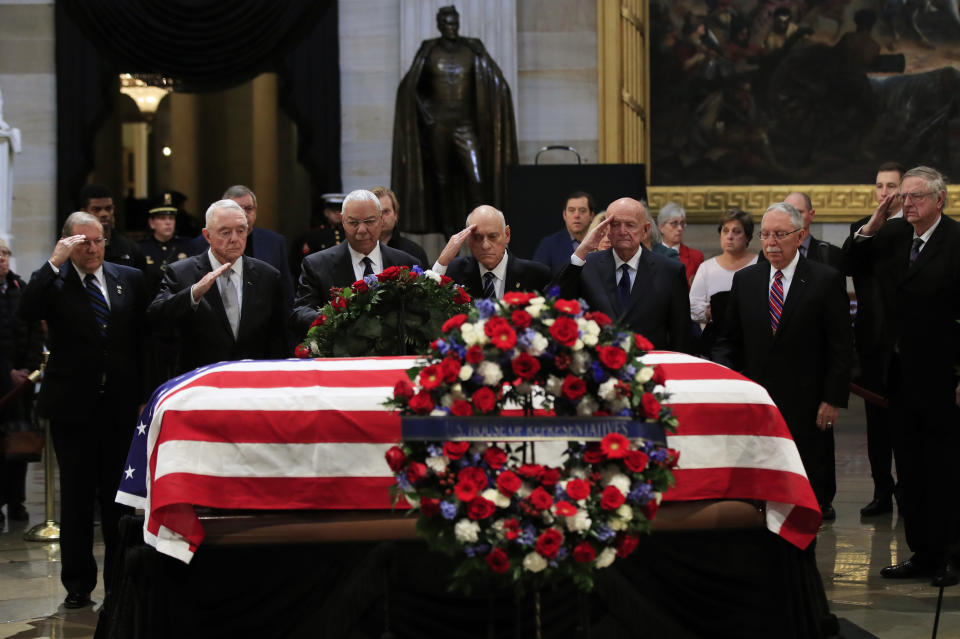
[84,273,109,338]
[909,238,923,263]
[482,272,496,299]
[617,264,631,308]
[362,256,375,277]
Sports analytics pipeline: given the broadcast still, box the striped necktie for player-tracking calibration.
[909,237,923,263]
[769,270,784,332]
[84,273,109,338]
[482,272,496,299]
[362,256,375,277]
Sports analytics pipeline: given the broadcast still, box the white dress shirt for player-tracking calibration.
[348,242,384,281]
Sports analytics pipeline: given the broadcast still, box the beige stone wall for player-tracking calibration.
[0,0,56,276]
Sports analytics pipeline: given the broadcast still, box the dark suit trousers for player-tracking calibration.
[889,368,960,563]
[789,424,836,508]
[860,353,896,498]
[51,397,136,594]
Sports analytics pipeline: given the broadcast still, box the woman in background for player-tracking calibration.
[689,209,757,354]
[0,238,43,523]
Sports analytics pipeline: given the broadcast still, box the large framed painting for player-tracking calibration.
[600,0,960,222]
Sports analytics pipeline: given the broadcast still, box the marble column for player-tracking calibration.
[0,85,22,261]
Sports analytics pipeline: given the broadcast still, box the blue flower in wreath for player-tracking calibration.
[440,501,458,520]
[628,482,654,504]
[475,298,496,319]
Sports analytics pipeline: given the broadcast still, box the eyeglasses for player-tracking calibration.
[897,191,933,202]
[758,228,801,241]
[664,220,686,228]
[78,238,106,247]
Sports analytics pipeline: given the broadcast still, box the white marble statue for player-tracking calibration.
[0,86,21,252]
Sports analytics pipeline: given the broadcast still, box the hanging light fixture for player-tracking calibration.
[119,73,176,118]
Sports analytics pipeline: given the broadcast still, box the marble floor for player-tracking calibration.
[0,401,957,638]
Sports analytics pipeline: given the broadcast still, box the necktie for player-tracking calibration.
[769,270,784,332]
[909,237,924,263]
[617,264,632,308]
[482,271,496,299]
[221,270,240,339]
[362,256,375,277]
[84,273,110,338]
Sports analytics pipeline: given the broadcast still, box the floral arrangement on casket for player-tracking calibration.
[295,265,472,357]
[384,292,680,592]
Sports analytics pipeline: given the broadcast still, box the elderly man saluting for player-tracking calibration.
[20,211,147,609]
[148,199,287,376]
[431,205,550,299]
[554,197,690,352]
[290,189,421,336]
[845,166,960,587]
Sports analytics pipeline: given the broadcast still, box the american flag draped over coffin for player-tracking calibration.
[116,353,820,563]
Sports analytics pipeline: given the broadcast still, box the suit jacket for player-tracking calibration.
[677,243,705,282]
[290,242,422,337]
[844,217,885,380]
[147,253,287,376]
[554,248,691,352]
[446,253,551,300]
[388,233,428,267]
[533,229,577,276]
[712,257,852,429]
[844,215,960,402]
[188,227,294,317]
[19,261,147,420]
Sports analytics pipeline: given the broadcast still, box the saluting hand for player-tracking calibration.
[859,192,898,237]
[573,214,613,261]
[190,262,233,304]
[50,234,89,268]
[436,224,477,267]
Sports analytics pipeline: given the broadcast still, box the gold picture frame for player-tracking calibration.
[597,0,960,224]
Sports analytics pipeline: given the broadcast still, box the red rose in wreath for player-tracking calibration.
[496,470,522,496]
[561,375,587,401]
[467,496,497,520]
[511,352,540,380]
[573,541,597,563]
[486,547,510,574]
[408,391,434,415]
[549,316,579,346]
[535,528,564,559]
[472,386,497,413]
[565,478,591,501]
[442,313,468,332]
[601,485,626,510]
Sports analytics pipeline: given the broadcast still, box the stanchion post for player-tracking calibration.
[24,417,60,542]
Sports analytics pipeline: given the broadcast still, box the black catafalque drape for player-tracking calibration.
[55,0,341,228]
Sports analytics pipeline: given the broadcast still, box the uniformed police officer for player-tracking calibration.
[289,193,344,277]
[139,193,190,297]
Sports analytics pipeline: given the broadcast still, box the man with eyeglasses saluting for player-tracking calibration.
[713,201,853,524]
[846,165,960,588]
[20,211,148,609]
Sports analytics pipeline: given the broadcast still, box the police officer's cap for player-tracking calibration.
[149,190,186,216]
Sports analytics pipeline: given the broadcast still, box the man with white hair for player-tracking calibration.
[432,204,550,299]
[846,165,960,587]
[290,189,422,336]
[148,199,287,375]
[20,211,148,609]
[713,201,852,522]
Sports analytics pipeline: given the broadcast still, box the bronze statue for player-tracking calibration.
[391,5,518,236]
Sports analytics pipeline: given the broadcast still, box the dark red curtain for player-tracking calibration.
[55,0,341,227]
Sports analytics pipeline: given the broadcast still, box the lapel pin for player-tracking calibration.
[116,284,123,295]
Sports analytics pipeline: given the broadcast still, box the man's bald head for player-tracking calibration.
[466,205,510,269]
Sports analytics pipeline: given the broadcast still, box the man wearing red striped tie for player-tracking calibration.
[712,201,852,523]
